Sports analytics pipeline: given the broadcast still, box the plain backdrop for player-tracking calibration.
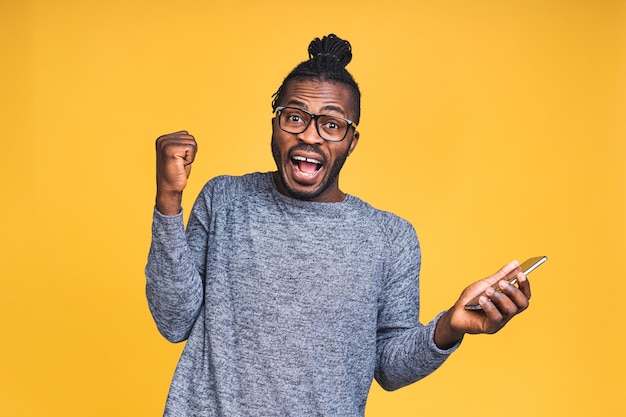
[1,1,624,416]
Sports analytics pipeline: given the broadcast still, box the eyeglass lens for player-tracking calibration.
[279,107,349,142]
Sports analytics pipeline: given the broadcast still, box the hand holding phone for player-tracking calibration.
[464,256,547,310]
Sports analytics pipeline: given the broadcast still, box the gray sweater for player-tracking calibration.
[146,172,459,416]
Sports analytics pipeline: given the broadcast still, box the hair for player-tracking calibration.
[271,34,361,124]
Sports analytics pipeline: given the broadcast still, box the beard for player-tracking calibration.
[271,137,351,201]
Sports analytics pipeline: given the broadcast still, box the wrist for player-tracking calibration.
[434,309,465,350]
[156,189,183,216]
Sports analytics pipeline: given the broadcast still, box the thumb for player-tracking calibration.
[482,259,521,287]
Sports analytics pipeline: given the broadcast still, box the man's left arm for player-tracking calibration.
[374,220,531,390]
[374,219,458,391]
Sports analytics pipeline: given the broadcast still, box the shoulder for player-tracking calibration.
[346,197,421,280]
[198,172,271,200]
[346,195,418,246]
[202,171,270,193]
[190,172,272,216]
[346,195,416,235]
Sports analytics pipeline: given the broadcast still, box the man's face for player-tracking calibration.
[271,80,359,203]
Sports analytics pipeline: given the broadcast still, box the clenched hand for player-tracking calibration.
[155,131,198,215]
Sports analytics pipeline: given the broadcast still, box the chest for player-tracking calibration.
[202,202,387,336]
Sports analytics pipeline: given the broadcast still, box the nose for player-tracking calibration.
[297,119,324,145]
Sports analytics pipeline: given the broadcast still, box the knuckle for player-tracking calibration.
[504,306,518,317]
[520,298,530,311]
[485,321,500,334]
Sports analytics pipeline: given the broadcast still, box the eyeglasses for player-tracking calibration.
[275,106,357,142]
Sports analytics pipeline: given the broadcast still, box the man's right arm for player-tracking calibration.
[145,131,202,342]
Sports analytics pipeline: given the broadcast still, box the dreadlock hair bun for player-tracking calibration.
[307,34,353,68]
[272,33,361,124]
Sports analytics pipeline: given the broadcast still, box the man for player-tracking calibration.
[146,34,531,416]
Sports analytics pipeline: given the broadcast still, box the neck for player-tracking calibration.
[271,171,346,203]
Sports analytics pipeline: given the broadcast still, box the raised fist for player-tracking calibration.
[155,131,198,215]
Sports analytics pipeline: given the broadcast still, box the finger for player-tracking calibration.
[481,260,521,287]
[177,147,197,164]
[158,137,197,149]
[158,138,198,159]
[516,271,532,301]
[182,149,196,177]
[156,131,197,149]
[478,295,504,333]
[162,130,191,138]
[485,284,520,317]
[494,280,529,314]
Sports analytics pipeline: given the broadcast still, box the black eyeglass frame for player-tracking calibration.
[275,106,358,142]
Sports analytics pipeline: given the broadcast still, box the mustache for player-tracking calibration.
[288,144,327,164]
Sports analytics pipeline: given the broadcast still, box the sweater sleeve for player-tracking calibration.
[374,216,461,391]
[145,207,205,343]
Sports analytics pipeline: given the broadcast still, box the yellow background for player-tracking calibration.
[1,0,624,416]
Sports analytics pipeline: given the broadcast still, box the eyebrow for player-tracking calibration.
[285,100,347,116]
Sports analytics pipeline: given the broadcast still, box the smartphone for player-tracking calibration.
[464,256,547,310]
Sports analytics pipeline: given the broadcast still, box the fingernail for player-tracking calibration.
[485,287,495,296]
[499,280,509,289]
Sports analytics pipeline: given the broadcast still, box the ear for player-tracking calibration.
[347,130,359,155]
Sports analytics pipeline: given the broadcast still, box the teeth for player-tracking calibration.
[292,155,322,165]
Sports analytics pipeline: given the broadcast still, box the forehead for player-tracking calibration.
[280,80,354,116]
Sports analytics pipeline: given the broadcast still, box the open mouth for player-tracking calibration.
[291,155,323,177]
